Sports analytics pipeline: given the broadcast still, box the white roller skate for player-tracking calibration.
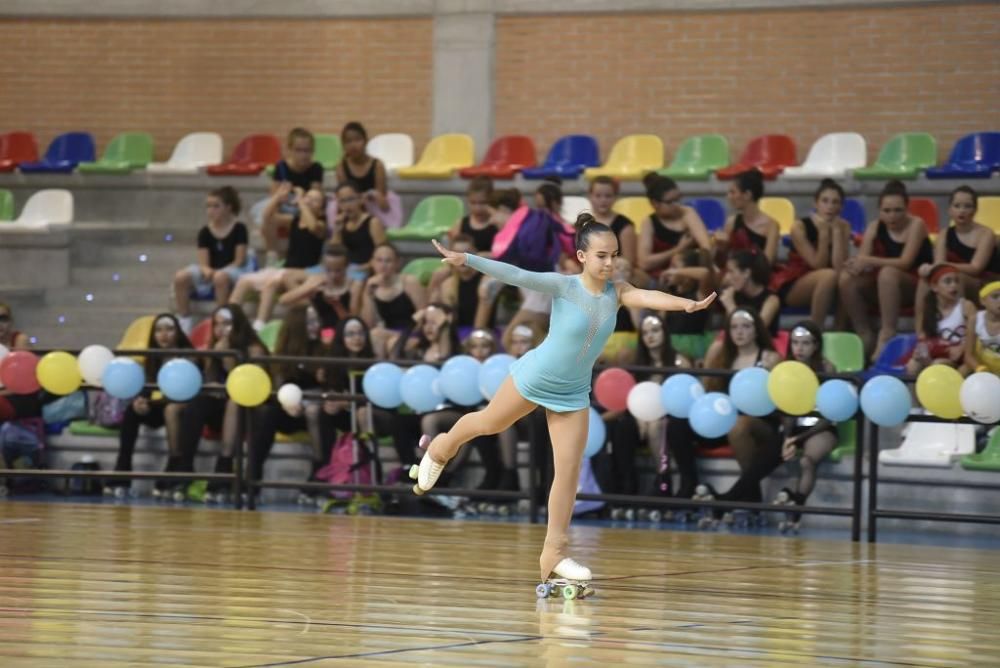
[536,558,594,600]
[693,484,720,530]
[774,488,803,534]
[408,435,443,496]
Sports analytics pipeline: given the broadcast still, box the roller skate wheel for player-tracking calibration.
[561,585,578,600]
[172,490,186,503]
[624,508,635,522]
[536,583,551,598]
[648,510,662,523]
[408,464,419,481]
[610,508,623,520]
[412,483,425,496]
[497,504,510,517]
[775,491,790,505]
[114,487,127,499]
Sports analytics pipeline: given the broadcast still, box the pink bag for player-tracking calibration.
[490,205,530,259]
[315,432,374,499]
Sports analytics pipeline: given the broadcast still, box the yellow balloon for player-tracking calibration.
[915,365,964,419]
[766,360,819,416]
[36,351,83,396]
[225,364,272,407]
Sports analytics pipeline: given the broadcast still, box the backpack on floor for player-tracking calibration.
[315,432,377,500]
[0,417,47,493]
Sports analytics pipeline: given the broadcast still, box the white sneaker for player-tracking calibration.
[551,558,592,582]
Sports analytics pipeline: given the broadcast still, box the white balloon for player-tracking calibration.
[77,344,114,387]
[627,381,667,422]
[960,372,1000,424]
[277,383,303,409]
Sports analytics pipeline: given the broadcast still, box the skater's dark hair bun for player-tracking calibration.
[574,212,613,252]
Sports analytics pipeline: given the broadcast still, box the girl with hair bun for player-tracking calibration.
[420,213,716,596]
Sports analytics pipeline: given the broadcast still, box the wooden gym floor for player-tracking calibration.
[1,502,998,667]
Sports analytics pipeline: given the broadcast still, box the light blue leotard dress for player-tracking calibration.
[466,253,619,412]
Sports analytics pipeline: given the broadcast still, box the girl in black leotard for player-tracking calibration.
[588,176,639,273]
[720,250,781,336]
[336,121,390,215]
[637,176,713,281]
[332,181,386,283]
[716,170,780,267]
[838,179,934,360]
[359,243,427,358]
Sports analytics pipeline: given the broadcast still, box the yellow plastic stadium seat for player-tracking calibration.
[612,197,654,233]
[584,135,664,181]
[759,197,796,236]
[396,134,475,179]
[976,196,1000,234]
[117,315,155,351]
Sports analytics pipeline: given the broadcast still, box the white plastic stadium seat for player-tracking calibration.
[561,196,591,224]
[146,132,223,174]
[782,132,867,179]
[4,189,74,231]
[367,133,414,175]
[879,422,976,468]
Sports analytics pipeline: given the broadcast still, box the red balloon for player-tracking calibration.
[0,350,41,394]
[594,368,637,411]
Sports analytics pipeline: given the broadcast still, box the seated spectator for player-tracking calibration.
[771,179,851,327]
[429,176,498,297]
[232,185,327,330]
[434,235,490,333]
[0,302,35,426]
[173,187,250,332]
[638,175,712,281]
[599,256,641,365]
[249,306,336,498]
[359,243,427,358]
[279,245,358,331]
[670,308,781,499]
[916,186,1000,322]
[336,121,390,215]
[715,170,780,266]
[330,182,386,283]
[838,180,933,360]
[965,281,1000,373]
[393,303,460,363]
[260,127,324,258]
[720,250,781,336]
[0,301,28,351]
[660,248,717,363]
[588,176,640,274]
[105,314,197,498]
[906,265,975,376]
[184,305,268,503]
[776,321,838,517]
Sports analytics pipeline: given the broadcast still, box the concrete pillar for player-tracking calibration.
[432,9,495,159]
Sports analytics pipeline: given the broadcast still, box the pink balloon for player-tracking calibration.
[0,351,41,394]
[594,368,637,412]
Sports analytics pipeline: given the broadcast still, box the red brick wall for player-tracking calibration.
[0,18,434,160]
[495,3,1000,163]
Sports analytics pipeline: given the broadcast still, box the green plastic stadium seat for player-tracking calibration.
[265,133,343,176]
[0,189,14,221]
[822,332,864,462]
[258,320,283,353]
[853,133,937,180]
[387,195,464,242]
[77,132,154,173]
[402,257,443,286]
[658,134,729,180]
[960,428,1000,472]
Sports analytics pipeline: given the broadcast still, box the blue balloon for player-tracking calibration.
[479,354,515,400]
[816,379,859,422]
[101,357,145,400]
[860,375,911,427]
[661,373,705,418]
[689,392,738,439]
[728,367,775,417]
[156,358,202,402]
[439,355,483,406]
[362,362,403,409]
[584,407,607,458]
[400,364,445,413]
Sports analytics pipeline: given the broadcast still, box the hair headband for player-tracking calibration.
[980,281,1000,301]
[512,325,533,339]
[216,307,233,321]
[641,315,664,329]
[154,315,176,328]
[468,329,495,342]
[930,265,959,285]
[791,326,815,341]
[731,309,754,324]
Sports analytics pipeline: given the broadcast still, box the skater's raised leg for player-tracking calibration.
[415,376,535,492]
[538,407,591,582]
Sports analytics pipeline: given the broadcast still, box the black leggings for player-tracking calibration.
[114,403,165,473]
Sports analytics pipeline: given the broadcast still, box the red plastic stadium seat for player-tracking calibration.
[908,197,939,236]
[459,135,537,179]
[206,134,282,176]
[697,444,735,458]
[716,135,798,180]
[0,131,39,172]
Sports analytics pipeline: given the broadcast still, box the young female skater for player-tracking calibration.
[419,214,716,590]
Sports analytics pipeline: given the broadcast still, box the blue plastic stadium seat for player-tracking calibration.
[926,132,1000,179]
[521,134,600,180]
[18,132,96,173]
[841,199,867,238]
[685,198,726,232]
[865,333,918,379]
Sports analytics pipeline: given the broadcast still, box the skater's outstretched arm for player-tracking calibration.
[618,282,718,313]
[432,239,565,296]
